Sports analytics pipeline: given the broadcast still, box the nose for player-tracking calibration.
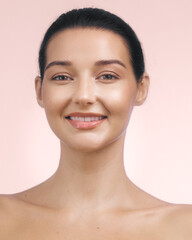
[72,77,96,106]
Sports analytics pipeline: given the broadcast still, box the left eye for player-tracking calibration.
[51,75,72,81]
[99,74,118,80]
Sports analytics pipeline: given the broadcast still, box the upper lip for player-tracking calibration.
[65,112,107,117]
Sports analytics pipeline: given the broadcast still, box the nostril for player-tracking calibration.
[72,93,96,105]
[72,81,96,105]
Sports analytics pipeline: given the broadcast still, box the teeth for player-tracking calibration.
[69,116,104,121]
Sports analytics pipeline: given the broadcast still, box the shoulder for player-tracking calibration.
[158,203,192,239]
[0,194,28,237]
[0,193,23,212]
[0,194,16,218]
[0,194,17,237]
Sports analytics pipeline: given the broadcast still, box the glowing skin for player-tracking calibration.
[36,28,148,152]
[1,28,192,240]
[34,28,151,211]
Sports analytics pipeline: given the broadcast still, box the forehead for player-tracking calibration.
[46,28,131,65]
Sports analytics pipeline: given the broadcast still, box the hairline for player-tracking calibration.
[42,26,132,81]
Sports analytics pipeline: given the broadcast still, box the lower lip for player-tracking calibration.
[66,118,106,129]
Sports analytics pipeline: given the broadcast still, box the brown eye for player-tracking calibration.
[51,75,73,81]
[99,74,118,80]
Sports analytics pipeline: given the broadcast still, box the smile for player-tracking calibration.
[66,116,106,122]
[65,112,107,129]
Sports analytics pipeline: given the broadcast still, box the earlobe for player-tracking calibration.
[135,73,150,106]
[35,76,44,108]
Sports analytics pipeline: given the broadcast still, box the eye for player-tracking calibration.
[98,74,118,80]
[51,75,73,81]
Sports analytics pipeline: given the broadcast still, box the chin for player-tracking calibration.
[61,133,124,153]
[67,140,106,153]
[59,134,111,153]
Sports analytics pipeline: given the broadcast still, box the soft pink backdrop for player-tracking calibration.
[0,0,192,203]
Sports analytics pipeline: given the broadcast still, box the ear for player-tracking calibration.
[35,76,44,108]
[135,73,150,106]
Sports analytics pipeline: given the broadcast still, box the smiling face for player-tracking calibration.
[35,28,149,152]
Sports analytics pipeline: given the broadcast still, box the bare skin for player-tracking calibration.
[0,28,192,239]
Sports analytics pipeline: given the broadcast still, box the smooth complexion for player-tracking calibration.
[37,28,147,153]
[0,28,192,239]
[34,28,150,211]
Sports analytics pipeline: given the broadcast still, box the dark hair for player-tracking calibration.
[38,8,145,83]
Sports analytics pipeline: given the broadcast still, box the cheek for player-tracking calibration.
[42,85,70,115]
[41,85,71,138]
[100,82,137,118]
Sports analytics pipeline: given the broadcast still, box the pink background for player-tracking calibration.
[0,0,192,203]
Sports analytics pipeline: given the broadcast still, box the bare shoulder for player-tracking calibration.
[0,194,20,237]
[0,193,17,217]
[0,193,33,238]
[158,203,192,239]
[0,193,23,212]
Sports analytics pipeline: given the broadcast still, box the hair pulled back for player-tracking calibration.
[38,8,145,82]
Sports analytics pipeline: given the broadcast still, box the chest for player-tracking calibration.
[8,211,161,240]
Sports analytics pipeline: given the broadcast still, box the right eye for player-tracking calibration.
[51,75,73,81]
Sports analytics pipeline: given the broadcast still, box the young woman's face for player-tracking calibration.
[35,28,148,152]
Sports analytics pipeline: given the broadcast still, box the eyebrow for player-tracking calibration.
[44,59,127,71]
[45,60,72,71]
[95,60,127,69]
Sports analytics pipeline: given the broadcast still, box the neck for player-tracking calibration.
[48,135,135,212]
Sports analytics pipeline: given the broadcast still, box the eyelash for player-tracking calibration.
[51,73,118,81]
[98,74,118,80]
[51,75,73,81]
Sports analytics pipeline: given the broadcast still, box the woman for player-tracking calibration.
[0,8,191,239]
